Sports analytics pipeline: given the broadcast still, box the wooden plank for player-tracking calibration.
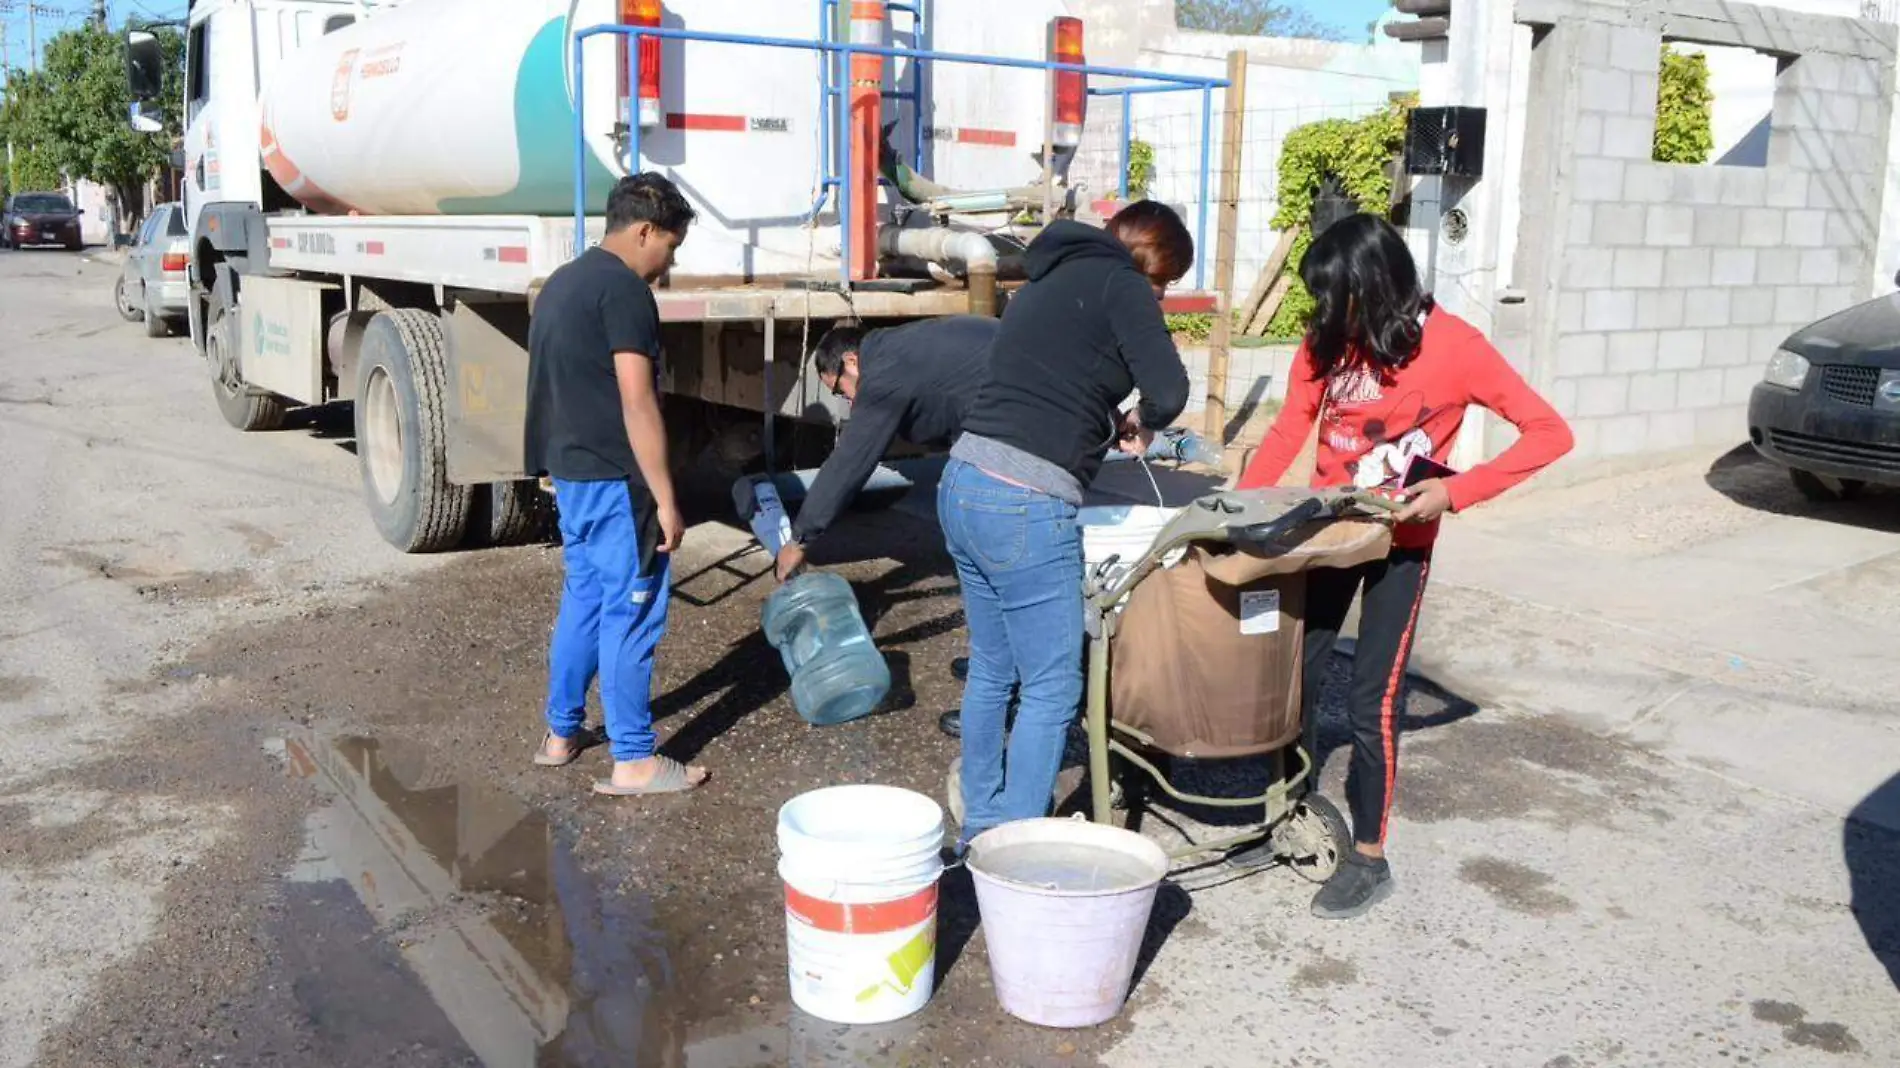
[1203,49,1248,443]
[1235,226,1299,329]
[1246,274,1294,337]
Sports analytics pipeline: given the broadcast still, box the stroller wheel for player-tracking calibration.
[1274,794,1353,884]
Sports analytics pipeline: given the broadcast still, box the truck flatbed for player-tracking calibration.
[262,213,980,321]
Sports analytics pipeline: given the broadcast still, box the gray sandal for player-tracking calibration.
[592,756,706,796]
[533,726,603,767]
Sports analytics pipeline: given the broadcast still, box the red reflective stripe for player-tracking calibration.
[1160,294,1218,314]
[657,298,707,321]
[497,246,529,264]
[364,241,385,256]
[785,882,936,936]
[666,112,746,132]
[956,127,1016,147]
[850,0,886,19]
[1376,559,1431,845]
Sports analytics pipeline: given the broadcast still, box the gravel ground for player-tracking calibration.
[1,251,1894,1068]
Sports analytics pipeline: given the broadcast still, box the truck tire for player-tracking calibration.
[208,294,290,432]
[465,480,556,548]
[355,308,472,553]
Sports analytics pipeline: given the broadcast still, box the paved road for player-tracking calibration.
[0,249,1893,1067]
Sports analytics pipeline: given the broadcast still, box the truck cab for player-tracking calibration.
[169,0,380,343]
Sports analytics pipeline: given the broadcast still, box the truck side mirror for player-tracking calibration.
[129,101,165,134]
[125,30,164,102]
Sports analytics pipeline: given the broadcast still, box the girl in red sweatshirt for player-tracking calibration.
[1232,214,1574,919]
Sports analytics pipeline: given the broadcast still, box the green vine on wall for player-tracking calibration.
[1653,48,1714,165]
[1265,95,1415,337]
[1125,138,1156,200]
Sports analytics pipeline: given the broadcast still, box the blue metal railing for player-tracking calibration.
[570,23,1228,288]
[1088,82,1207,201]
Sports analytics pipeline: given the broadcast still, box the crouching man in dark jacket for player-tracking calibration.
[776,315,999,736]
[774,315,999,581]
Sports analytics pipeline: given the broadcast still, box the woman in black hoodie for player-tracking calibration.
[941,200,1194,846]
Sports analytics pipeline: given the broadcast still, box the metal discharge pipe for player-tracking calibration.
[877,224,1000,316]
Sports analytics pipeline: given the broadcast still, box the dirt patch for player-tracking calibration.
[43,546,161,583]
[1290,950,1358,991]
[1397,713,1670,831]
[41,546,255,605]
[1749,999,1863,1055]
[229,521,284,556]
[0,674,44,703]
[1457,857,1577,917]
[32,507,1175,1067]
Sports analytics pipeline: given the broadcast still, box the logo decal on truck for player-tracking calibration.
[332,49,359,122]
[251,312,292,361]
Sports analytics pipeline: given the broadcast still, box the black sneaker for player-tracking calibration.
[1310,850,1394,920]
[938,710,961,738]
[952,657,969,682]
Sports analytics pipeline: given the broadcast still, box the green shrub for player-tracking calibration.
[1654,48,1714,165]
[1265,96,1415,337]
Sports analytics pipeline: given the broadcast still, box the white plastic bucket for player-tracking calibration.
[966,817,1169,1029]
[1080,505,1181,586]
[777,785,946,1025]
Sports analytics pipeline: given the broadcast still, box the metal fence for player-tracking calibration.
[1073,98,1401,296]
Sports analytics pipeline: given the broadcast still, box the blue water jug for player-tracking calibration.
[735,475,893,726]
[736,477,798,557]
[761,572,892,726]
[1146,427,1225,467]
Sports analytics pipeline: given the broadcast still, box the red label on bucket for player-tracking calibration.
[785,883,938,936]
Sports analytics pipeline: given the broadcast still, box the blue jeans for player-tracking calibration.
[545,478,672,762]
[938,458,1084,843]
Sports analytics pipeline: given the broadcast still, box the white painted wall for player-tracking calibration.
[1074,23,1420,293]
[68,181,113,246]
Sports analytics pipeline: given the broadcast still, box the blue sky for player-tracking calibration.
[3,0,1393,76]
[1291,0,1396,38]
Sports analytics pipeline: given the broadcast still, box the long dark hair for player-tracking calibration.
[1300,213,1433,380]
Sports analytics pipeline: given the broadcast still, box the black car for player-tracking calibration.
[1749,278,1900,501]
[1,192,84,251]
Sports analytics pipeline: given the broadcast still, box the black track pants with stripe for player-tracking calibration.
[1296,547,1432,846]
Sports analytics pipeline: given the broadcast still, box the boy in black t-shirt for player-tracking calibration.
[523,173,707,796]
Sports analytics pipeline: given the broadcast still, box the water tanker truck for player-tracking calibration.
[123,0,1223,553]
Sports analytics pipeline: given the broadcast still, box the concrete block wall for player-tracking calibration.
[1512,2,1897,459]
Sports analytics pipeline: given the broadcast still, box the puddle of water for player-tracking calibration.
[271,731,944,1068]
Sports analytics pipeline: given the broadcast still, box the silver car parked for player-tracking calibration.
[115,203,190,338]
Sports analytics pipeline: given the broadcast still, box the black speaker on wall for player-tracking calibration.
[1405,106,1488,177]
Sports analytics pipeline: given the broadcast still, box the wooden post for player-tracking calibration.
[1203,49,1247,443]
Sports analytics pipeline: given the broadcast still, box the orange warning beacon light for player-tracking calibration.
[1048,16,1085,149]
[620,0,664,131]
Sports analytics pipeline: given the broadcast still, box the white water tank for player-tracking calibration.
[260,0,629,216]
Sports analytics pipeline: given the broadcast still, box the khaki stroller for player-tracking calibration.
[948,486,1396,883]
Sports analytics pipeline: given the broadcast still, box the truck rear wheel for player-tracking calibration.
[355,309,472,553]
[465,480,555,548]
[208,293,289,432]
